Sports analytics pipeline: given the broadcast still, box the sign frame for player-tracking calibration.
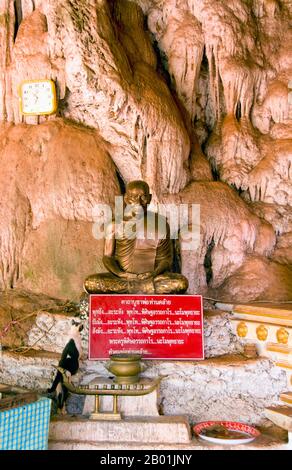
[89,294,204,361]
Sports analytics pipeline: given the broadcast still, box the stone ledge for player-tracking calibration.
[0,349,59,389]
[48,433,289,450]
[49,415,192,444]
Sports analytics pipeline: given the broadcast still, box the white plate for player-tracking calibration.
[197,433,257,445]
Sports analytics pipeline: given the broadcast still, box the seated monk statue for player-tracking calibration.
[84,180,188,294]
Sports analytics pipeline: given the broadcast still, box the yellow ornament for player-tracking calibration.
[237,322,248,338]
[276,328,289,345]
[256,325,268,341]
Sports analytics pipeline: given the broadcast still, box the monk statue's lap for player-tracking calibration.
[84,180,188,295]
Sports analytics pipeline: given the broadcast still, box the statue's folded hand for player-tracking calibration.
[117,271,138,280]
[137,272,153,280]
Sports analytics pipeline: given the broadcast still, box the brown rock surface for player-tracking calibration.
[141,0,292,298]
[251,202,292,235]
[0,1,190,196]
[272,233,292,265]
[0,289,75,349]
[140,0,292,206]
[210,256,292,302]
[0,118,120,298]
[163,181,276,294]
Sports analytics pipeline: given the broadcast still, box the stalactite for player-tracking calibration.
[0,0,15,121]
[205,43,222,121]
[158,12,204,122]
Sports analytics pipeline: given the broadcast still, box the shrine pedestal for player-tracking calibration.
[49,415,192,445]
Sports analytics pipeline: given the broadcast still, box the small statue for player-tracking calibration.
[48,319,83,414]
[84,180,188,294]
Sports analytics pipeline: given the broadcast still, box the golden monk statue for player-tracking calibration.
[84,180,188,294]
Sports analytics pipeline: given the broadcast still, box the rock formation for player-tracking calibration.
[0,119,120,299]
[0,0,291,300]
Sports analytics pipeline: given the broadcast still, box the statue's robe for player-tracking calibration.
[84,212,188,294]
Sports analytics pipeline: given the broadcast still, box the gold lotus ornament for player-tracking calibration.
[256,325,268,341]
[276,328,289,345]
[237,322,248,338]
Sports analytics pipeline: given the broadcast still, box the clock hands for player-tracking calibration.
[32,92,40,102]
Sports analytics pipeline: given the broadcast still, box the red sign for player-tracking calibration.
[89,294,204,360]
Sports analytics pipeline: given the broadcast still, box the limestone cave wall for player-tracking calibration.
[0,0,291,301]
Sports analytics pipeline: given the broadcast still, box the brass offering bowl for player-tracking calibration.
[106,353,144,384]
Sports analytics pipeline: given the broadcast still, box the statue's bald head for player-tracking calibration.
[126,180,150,195]
[124,180,152,213]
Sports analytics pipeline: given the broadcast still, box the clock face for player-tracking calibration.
[19,80,57,115]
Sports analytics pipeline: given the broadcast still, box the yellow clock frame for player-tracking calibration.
[19,79,58,116]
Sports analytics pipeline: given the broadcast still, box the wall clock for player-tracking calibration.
[19,79,57,116]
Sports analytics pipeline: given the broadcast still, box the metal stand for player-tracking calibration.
[89,394,121,421]
[57,367,162,421]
